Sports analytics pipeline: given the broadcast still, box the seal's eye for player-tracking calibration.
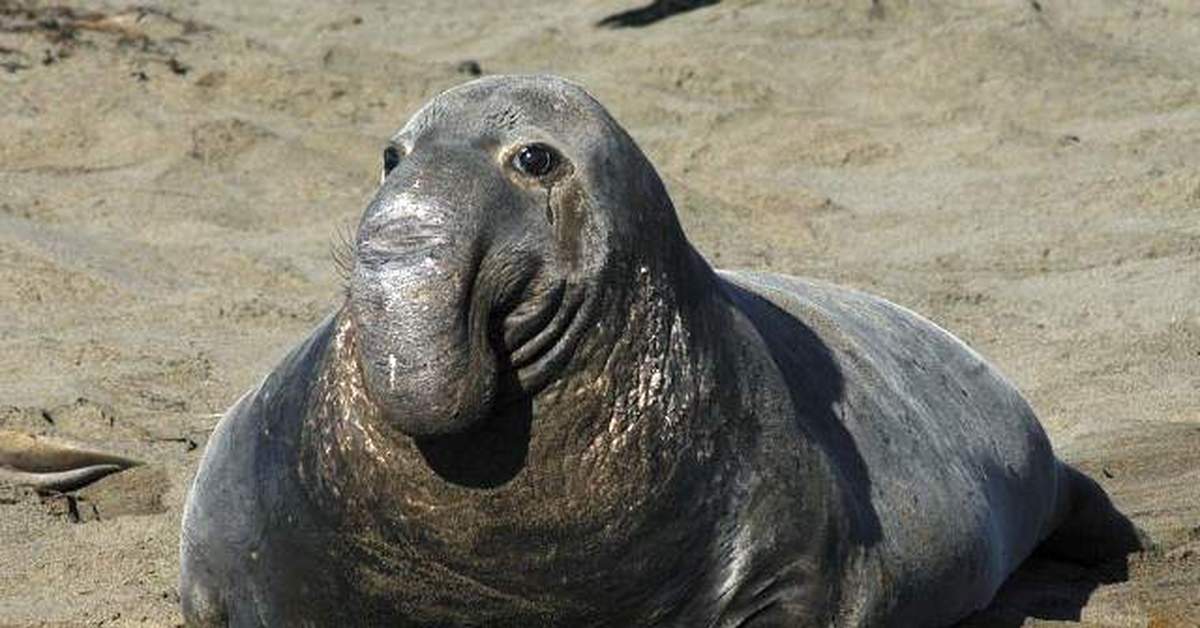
[382,146,402,177]
[512,143,557,178]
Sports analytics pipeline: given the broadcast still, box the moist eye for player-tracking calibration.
[383,146,402,177]
[513,144,556,177]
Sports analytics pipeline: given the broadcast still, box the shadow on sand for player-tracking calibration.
[957,548,1138,626]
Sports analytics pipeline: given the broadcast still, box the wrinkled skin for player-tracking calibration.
[180,75,1143,627]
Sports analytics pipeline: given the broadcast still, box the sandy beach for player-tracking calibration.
[1,1,1197,625]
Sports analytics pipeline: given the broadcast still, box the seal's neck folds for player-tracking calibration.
[297,246,769,618]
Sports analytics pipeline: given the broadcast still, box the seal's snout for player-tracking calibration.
[348,185,502,436]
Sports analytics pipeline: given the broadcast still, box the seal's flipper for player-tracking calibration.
[0,430,141,493]
[1036,463,1149,569]
[179,558,229,628]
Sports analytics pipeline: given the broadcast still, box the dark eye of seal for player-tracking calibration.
[382,146,401,177]
[512,143,557,178]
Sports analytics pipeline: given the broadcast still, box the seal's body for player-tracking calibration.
[181,75,1141,627]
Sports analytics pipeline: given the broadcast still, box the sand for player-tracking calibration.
[0,0,1196,625]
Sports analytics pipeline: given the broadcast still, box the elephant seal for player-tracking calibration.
[180,75,1143,627]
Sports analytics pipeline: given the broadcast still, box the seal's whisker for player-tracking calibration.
[330,220,357,295]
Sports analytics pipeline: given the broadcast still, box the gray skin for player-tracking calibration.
[180,75,1143,627]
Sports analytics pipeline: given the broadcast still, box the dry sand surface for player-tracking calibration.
[1,0,1197,625]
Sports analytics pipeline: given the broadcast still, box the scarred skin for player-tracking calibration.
[180,75,1143,627]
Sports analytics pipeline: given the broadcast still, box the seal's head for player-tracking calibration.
[349,75,691,436]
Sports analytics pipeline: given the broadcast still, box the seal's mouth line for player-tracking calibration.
[501,279,566,351]
[509,285,585,370]
[514,286,595,393]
